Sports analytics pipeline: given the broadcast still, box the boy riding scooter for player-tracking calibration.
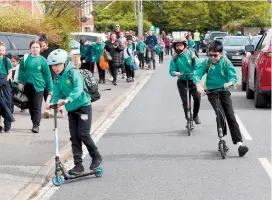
[47,49,102,175]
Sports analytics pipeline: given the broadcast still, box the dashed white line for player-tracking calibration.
[235,114,253,140]
[32,72,153,200]
[259,158,272,180]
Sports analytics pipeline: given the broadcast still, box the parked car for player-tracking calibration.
[202,31,228,53]
[214,36,224,43]
[71,32,107,46]
[244,29,272,108]
[0,32,38,58]
[241,35,262,90]
[222,36,250,66]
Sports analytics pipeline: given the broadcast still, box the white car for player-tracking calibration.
[71,32,107,46]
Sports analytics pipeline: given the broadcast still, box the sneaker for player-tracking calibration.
[68,164,84,175]
[32,125,39,133]
[238,145,249,157]
[4,127,10,133]
[44,109,51,119]
[90,154,102,170]
[193,116,201,124]
[98,80,102,84]
[112,81,117,86]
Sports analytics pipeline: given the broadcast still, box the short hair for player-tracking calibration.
[208,40,223,53]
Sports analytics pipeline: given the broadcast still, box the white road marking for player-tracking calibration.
[32,73,153,200]
[259,158,272,180]
[235,114,253,140]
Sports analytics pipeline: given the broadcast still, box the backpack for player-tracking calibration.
[67,68,100,102]
[173,49,198,67]
[205,56,227,73]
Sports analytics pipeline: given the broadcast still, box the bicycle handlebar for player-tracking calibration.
[204,85,233,95]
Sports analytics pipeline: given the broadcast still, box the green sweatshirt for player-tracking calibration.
[52,62,91,112]
[137,42,146,54]
[80,44,89,58]
[91,42,105,63]
[18,55,53,92]
[169,49,199,80]
[193,56,237,90]
[188,39,195,48]
[0,57,12,75]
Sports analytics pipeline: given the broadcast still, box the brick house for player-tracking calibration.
[79,0,95,32]
[0,0,44,16]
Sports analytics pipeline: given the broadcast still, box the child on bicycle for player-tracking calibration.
[193,40,249,157]
[47,49,102,175]
[169,36,201,125]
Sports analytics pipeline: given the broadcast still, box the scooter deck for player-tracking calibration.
[64,168,103,180]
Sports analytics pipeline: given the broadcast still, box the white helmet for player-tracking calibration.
[47,49,68,65]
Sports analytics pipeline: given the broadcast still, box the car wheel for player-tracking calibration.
[254,75,268,108]
[246,79,254,99]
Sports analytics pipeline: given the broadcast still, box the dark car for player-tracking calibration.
[222,36,250,66]
[0,32,39,58]
[202,31,228,53]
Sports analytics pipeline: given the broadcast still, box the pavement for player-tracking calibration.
[33,53,271,200]
[0,66,152,200]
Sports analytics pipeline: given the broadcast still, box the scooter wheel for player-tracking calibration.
[94,167,103,178]
[219,142,226,159]
[52,175,65,186]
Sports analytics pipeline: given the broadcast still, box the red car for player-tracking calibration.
[244,30,272,108]
[241,35,262,91]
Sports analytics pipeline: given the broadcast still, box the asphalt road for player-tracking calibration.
[37,54,271,200]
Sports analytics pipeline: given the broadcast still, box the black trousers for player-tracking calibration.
[1,84,12,130]
[208,91,243,144]
[125,63,135,79]
[165,46,170,55]
[138,53,145,68]
[90,62,95,74]
[24,83,43,126]
[68,105,98,165]
[159,52,163,63]
[97,62,105,81]
[177,79,201,119]
[109,63,118,83]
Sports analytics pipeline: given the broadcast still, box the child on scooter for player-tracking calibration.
[193,40,249,157]
[47,49,102,175]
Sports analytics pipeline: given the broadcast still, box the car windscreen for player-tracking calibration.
[72,35,97,44]
[70,40,80,49]
[223,37,250,46]
[210,33,227,40]
[9,36,37,50]
[251,36,262,49]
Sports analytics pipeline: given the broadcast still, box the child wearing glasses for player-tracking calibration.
[192,40,249,157]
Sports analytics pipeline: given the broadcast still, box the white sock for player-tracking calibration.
[237,142,243,147]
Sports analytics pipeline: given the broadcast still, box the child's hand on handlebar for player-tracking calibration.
[175,72,181,76]
[224,82,233,89]
[57,99,68,106]
[196,84,205,96]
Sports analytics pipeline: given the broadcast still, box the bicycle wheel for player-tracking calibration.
[187,121,191,136]
[219,141,226,159]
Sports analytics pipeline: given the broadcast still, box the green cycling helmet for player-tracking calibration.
[47,49,68,65]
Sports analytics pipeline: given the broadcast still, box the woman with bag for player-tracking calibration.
[91,37,105,83]
[105,32,124,85]
[18,40,53,133]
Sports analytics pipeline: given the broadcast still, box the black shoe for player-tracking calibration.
[0,126,2,133]
[68,164,84,175]
[98,80,102,84]
[238,145,249,157]
[193,116,201,124]
[4,127,10,133]
[32,125,39,133]
[90,154,102,170]
[112,81,117,86]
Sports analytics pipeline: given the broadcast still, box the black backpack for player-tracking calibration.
[67,68,100,102]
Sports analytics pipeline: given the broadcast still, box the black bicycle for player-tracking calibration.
[182,73,195,136]
[204,86,231,159]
